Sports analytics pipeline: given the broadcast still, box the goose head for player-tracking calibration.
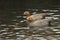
[24,11,30,17]
[27,16,33,22]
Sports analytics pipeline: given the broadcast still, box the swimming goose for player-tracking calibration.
[24,11,54,31]
[29,19,52,27]
[24,11,47,22]
[24,11,54,22]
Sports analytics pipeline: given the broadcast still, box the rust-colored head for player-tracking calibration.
[27,16,33,22]
[24,11,30,17]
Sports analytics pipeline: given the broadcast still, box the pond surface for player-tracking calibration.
[0,10,60,40]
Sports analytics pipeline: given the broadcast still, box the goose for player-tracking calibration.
[24,11,54,30]
[29,19,52,27]
[24,11,47,22]
[24,11,54,22]
[24,11,54,24]
[24,11,60,32]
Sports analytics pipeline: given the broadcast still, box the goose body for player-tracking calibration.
[29,19,52,27]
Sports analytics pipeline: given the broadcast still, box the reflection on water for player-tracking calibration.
[0,9,60,40]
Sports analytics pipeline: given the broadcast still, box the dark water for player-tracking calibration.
[0,9,60,40]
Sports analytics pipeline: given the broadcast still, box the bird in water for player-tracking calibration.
[24,11,53,26]
[24,11,47,22]
[23,11,57,40]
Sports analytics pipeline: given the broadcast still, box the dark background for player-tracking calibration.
[0,0,60,10]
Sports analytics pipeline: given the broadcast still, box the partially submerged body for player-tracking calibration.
[29,19,50,27]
